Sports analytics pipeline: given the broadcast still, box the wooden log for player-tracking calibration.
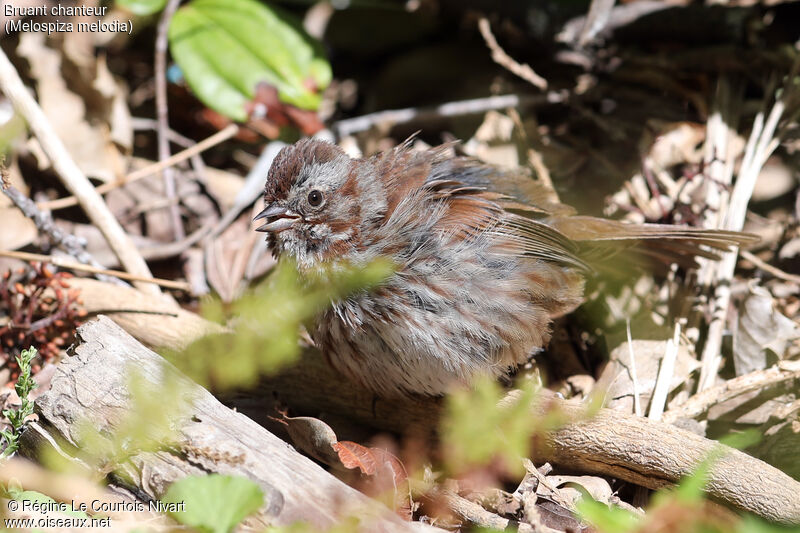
[21,316,440,533]
[239,350,800,525]
[66,282,800,524]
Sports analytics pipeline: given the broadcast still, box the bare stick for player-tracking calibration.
[1,183,123,285]
[663,360,800,424]
[537,392,800,524]
[0,250,191,291]
[440,490,543,533]
[332,93,564,138]
[37,124,238,211]
[626,319,642,417]
[739,249,800,285]
[697,83,791,391]
[0,47,160,295]
[155,0,185,241]
[576,0,616,47]
[478,18,548,91]
[648,322,681,421]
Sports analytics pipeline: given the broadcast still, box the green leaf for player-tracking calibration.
[164,258,393,391]
[116,0,168,16]
[576,497,640,533]
[162,474,264,533]
[168,0,332,121]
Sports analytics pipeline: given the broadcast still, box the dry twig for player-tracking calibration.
[478,18,548,91]
[0,250,191,291]
[648,322,681,421]
[626,319,643,417]
[154,0,185,241]
[739,249,800,285]
[576,0,616,47]
[0,47,159,295]
[440,490,546,533]
[37,124,238,211]
[332,94,563,137]
[663,360,800,424]
[1,184,123,285]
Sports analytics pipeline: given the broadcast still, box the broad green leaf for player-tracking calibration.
[162,474,264,533]
[168,0,332,121]
[116,0,168,16]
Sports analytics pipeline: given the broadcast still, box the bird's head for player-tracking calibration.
[257,140,383,268]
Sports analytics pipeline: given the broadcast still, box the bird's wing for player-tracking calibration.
[424,178,589,271]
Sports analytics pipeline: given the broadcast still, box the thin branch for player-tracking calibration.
[478,17,548,91]
[696,79,740,288]
[663,360,800,424]
[576,0,616,47]
[332,93,564,138]
[155,0,185,241]
[0,250,190,292]
[739,249,800,285]
[440,490,542,533]
[0,46,159,295]
[37,124,238,211]
[1,184,124,286]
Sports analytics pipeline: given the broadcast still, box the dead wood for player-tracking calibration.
[533,395,800,524]
[63,284,800,524]
[243,349,800,525]
[20,316,440,533]
[67,278,225,350]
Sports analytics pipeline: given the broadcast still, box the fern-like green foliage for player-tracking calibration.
[164,258,394,390]
[440,377,582,478]
[0,347,38,458]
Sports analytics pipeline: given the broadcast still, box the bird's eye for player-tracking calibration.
[307,190,324,207]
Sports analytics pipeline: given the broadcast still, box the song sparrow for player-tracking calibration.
[256,139,751,397]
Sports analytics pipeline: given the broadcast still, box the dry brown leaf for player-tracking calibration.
[203,166,247,211]
[734,285,800,376]
[276,410,413,520]
[333,440,412,520]
[333,440,380,475]
[17,33,123,183]
[547,474,614,505]
[595,339,699,414]
[752,156,796,203]
[205,214,260,302]
[645,121,706,169]
[0,207,37,250]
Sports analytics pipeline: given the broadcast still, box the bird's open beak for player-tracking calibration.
[254,204,301,233]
